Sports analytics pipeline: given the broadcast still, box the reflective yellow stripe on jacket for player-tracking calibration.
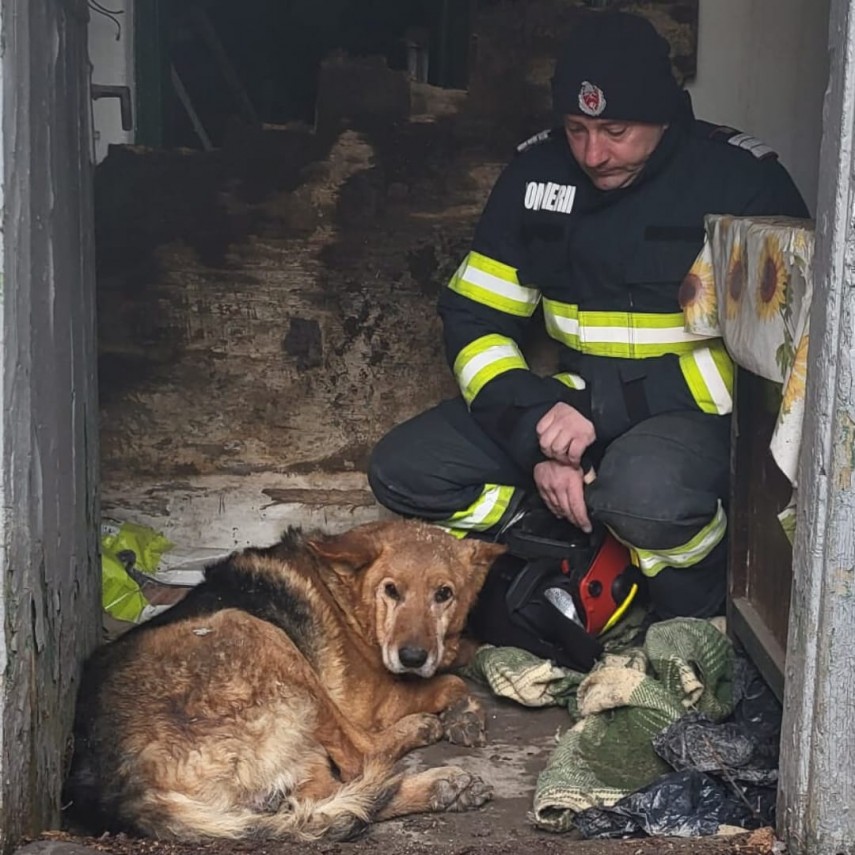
[454,334,528,405]
[543,299,715,358]
[542,299,733,415]
[553,372,587,390]
[448,251,541,317]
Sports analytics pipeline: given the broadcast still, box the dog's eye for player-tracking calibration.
[434,586,453,604]
[384,582,401,601]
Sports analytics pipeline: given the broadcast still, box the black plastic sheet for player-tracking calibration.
[574,769,769,838]
[653,711,778,786]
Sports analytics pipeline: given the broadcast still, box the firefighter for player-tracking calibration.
[368,11,808,621]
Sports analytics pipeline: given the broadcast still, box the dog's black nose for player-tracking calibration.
[399,646,428,668]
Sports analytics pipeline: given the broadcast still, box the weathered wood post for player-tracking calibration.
[0,0,102,850]
[779,0,855,851]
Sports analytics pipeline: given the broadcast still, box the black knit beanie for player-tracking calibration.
[551,12,682,124]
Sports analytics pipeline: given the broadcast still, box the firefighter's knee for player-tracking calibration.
[367,425,411,509]
[585,462,705,549]
[586,422,726,550]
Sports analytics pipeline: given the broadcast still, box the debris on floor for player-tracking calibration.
[17,825,785,855]
[465,617,782,839]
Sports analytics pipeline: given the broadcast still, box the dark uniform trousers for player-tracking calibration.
[369,397,730,619]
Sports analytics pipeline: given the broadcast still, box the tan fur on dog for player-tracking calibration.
[66,520,505,842]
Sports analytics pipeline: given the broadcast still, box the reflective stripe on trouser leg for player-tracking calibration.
[615,500,728,578]
[679,343,734,415]
[436,483,519,538]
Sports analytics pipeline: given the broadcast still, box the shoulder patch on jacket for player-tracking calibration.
[516,128,555,155]
[705,125,778,160]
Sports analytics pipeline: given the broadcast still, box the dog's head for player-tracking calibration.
[309,520,505,678]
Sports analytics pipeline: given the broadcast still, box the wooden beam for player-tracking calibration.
[778,0,855,851]
[728,597,786,703]
[170,64,213,151]
[0,0,102,843]
[187,5,259,127]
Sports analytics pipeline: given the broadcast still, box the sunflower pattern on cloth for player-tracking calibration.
[682,215,815,541]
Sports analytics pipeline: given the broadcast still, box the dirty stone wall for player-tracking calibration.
[96,1,697,541]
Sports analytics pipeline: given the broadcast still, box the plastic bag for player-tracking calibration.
[100,520,173,623]
[653,711,778,786]
[574,769,767,838]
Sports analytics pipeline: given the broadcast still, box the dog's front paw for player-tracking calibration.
[411,712,444,746]
[440,696,487,747]
[428,766,493,812]
[375,713,444,762]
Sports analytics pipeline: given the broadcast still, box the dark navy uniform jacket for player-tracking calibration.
[438,98,809,472]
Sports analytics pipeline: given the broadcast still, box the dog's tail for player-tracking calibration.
[255,758,403,841]
[136,758,402,842]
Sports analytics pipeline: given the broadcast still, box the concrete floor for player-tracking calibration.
[370,683,573,849]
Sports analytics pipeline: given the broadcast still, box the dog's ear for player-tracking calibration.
[307,523,385,573]
[459,539,506,585]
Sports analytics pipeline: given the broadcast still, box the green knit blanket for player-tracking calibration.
[462,616,734,832]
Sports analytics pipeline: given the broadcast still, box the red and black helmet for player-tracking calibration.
[562,526,640,636]
[467,517,642,672]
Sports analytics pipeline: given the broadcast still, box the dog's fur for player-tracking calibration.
[65,520,505,842]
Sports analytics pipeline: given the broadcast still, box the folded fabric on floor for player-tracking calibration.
[462,644,586,712]
[461,603,651,715]
[464,616,735,833]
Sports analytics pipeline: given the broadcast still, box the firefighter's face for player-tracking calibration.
[563,116,667,191]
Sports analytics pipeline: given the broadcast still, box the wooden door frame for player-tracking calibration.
[779,0,855,851]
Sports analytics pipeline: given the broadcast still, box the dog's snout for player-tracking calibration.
[398,646,428,669]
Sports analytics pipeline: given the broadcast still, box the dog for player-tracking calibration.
[64,519,505,842]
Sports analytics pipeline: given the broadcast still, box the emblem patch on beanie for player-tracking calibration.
[578,81,606,117]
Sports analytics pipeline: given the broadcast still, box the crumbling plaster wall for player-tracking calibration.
[96,1,699,545]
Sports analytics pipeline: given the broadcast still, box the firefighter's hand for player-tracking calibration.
[536,403,596,466]
[533,460,592,533]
